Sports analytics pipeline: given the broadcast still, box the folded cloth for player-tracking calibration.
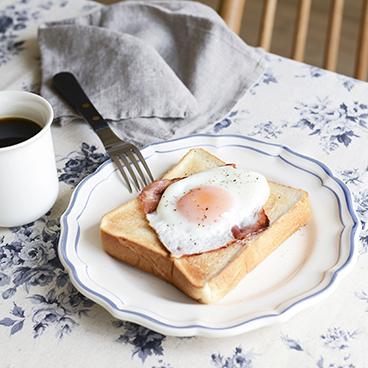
[39,26,199,119]
[39,0,266,145]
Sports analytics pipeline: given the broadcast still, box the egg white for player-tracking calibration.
[147,166,270,257]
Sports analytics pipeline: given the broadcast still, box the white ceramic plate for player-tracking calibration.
[58,134,359,337]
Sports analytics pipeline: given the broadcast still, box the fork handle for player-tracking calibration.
[52,72,108,132]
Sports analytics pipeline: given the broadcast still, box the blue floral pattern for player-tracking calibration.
[292,99,368,151]
[282,327,361,368]
[320,327,359,350]
[58,142,108,186]
[0,142,108,340]
[29,286,94,338]
[0,214,95,338]
[151,362,174,368]
[2,0,368,365]
[211,346,254,368]
[213,111,239,133]
[1,217,60,298]
[281,335,303,351]
[244,98,368,153]
[0,303,25,335]
[249,121,287,139]
[338,75,360,92]
[355,290,368,311]
[0,0,69,65]
[0,5,28,65]
[114,321,166,363]
[295,64,327,78]
[249,70,278,95]
[339,167,368,253]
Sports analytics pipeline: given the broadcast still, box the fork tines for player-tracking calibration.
[110,144,154,193]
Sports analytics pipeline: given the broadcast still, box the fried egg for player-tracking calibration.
[147,166,270,257]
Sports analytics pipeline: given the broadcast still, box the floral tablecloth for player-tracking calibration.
[1,1,368,367]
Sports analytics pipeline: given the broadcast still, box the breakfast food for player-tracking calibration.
[100,148,311,303]
[144,165,270,257]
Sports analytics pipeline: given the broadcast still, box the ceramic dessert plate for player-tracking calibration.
[58,134,359,337]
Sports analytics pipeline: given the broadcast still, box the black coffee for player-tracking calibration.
[0,117,42,148]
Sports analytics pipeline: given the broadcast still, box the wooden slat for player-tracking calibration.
[291,0,312,61]
[218,0,247,34]
[324,0,345,71]
[258,0,278,51]
[355,0,368,80]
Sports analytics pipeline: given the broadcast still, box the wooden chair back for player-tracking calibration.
[218,0,368,81]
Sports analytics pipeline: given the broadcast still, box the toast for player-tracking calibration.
[100,148,311,304]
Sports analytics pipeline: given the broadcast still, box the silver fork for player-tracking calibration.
[52,72,154,192]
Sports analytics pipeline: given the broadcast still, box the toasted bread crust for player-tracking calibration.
[100,149,311,303]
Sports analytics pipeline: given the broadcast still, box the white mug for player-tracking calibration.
[0,91,59,227]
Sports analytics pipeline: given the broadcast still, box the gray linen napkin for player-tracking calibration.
[39,0,266,145]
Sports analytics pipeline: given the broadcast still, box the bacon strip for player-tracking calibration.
[139,178,180,214]
[231,209,269,240]
[139,165,270,242]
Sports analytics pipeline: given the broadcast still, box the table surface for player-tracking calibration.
[1,1,368,367]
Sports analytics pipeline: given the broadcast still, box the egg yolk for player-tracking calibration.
[177,185,234,223]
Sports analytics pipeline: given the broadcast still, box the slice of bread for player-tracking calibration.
[100,148,311,304]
